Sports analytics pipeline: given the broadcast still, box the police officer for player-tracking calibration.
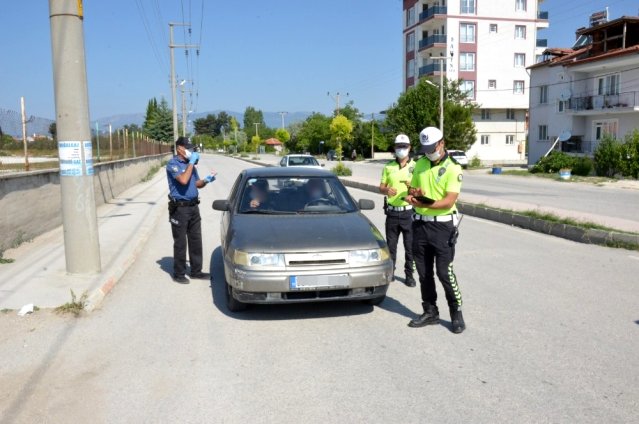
[405,127,465,333]
[166,137,217,284]
[379,134,416,287]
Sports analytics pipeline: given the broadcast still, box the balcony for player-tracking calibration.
[561,139,599,155]
[418,34,446,51]
[567,91,639,114]
[418,62,445,77]
[418,6,447,22]
[537,11,549,20]
[536,39,548,48]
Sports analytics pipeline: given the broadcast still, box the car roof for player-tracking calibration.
[243,166,333,178]
[285,154,314,158]
[447,150,466,154]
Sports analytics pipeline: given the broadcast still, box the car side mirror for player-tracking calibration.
[358,199,374,210]
[321,163,325,167]
[212,199,230,211]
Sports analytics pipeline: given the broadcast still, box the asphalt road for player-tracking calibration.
[1,155,638,423]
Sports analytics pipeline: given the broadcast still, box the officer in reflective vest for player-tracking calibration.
[379,134,416,287]
[166,137,217,284]
[404,127,465,333]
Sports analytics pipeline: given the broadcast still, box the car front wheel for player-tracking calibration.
[226,282,247,312]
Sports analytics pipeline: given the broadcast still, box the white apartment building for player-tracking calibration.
[527,16,639,166]
[402,0,549,163]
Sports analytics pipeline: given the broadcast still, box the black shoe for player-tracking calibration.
[408,304,439,328]
[173,275,189,284]
[451,307,466,334]
[404,274,416,287]
[190,272,210,280]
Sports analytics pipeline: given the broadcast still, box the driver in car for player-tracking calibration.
[304,178,325,202]
[247,179,271,209]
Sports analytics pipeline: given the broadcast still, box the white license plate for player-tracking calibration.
[289,274,349,290]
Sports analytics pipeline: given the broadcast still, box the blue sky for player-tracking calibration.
[1,0,637,121]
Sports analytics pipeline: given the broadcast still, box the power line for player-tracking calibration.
[134,0,168,73]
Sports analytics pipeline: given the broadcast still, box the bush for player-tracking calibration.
[619,130,639,179]
[593,136,622,177]
[572,157,593,176]
[469,155,481,168]
[530,152,576,173]
[331,162,352,176]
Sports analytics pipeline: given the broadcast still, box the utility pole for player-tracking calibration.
[95,121,100,162]
[124,128,129,158]
[108,123,113,160]
[432,57,448,133]
[179,80,192,137]
[20,97,29,171]
[169,22,199,143]
[49,0,101,274]
[327,91,349,115]
[371,113,375,160]
[278,111,288,129]
[132,131,137,157]
[253,122,260,138]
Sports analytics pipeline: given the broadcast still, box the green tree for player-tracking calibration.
[49,122,57,140]
[297,112,331,154]
[274,128,291,144]
[250,135,261,153]
[385,78,476,152]
[619,130,639,179]
[143,97,173,142]
[243,106,265,138]
[330,114,354,162]
[193,114,217,136]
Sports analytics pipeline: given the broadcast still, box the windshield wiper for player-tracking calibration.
[241,209,296,215]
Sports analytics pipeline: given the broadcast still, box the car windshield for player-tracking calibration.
[288,156,319,166]
[238,176,357,214]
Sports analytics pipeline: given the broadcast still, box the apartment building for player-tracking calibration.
[402,0,549,162]
[527,16,639,166]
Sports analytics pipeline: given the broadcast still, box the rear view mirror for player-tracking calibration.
[212,199,230,211]
[358,199,374,210]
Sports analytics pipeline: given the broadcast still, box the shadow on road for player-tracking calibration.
[156,256,174,277]
[208,246,375,321]
[376,295,418,320]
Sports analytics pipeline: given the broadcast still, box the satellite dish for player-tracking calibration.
[558,130,572,142]
[559,89,572,101]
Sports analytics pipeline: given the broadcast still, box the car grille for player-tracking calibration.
[285,252,349,267]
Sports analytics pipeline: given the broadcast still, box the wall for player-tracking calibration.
[0,154,169,253]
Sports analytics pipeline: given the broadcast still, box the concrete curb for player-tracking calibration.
[232,156,639,250]
[83,174,168,312]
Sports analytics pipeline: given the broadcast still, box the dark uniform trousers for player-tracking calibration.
[170,204,203,277]
[412,220,462,308]
[385,209,414,275]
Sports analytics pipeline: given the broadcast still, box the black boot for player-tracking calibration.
[408,303,439,327]
[404,273,416,287]
[450,305,466,334]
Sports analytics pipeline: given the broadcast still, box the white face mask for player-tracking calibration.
[183,148,192,159]
[425,149,442,162]
[395,148,409,159]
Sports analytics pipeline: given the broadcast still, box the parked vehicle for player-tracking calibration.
[279,154,323,168]
[212,167,393,311]
[448,150,469,169]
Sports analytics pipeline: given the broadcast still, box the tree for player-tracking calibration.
[330,114,354,162]
[296,112,331,154]
[143,97,173,142]
[193,114,217,136]
[274,128,291,144]
[49,122,57,140]
[243,106,265,138]
[384,78,476,152]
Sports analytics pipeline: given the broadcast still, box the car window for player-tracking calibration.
[238,176,357,214]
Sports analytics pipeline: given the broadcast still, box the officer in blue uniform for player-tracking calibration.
[166,137,216,283]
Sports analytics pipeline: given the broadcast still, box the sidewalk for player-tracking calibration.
[0,171,168,311]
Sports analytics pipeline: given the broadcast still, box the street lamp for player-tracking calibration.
[430,57,447,133]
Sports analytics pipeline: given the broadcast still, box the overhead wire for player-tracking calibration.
[134,0,168,74]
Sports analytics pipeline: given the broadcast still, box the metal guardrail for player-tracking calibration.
[418,62,444,77]
[418,34,446,50]
[418,6,447,22]
[537,11,549,20]
[568,91,637,112]
[536,39,548,47]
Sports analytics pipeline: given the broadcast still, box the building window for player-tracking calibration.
[593,120,618,141]
[490,24,498,34]
[506,109,515,120]
[481,109,491,120]
[515,0,527,11]
[460,23,476,43]
[488,80,497,89]
[407,59,415,78]
[459,52,475,71]
[461,0,476,14]
[514,53,525,67]
[506,135,515,145]
[406,32,415,52]
[539,85,548,104]
[515,25,526,39]
[558,100,569,113]
[536,54,545,63]
[538,125,548,141]
[597,74,620,95]
[481,135,490,145]
[406,7,415,27]
[460,80,475,99]
[514,80,525,94]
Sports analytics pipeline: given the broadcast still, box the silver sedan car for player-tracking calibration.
[212,167,393,312]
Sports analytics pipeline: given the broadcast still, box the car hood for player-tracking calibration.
[229,213,385,252]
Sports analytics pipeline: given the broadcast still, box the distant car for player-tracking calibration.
[448,150,469,169]
[279,154,323,168]
[212,167,393,312]
[326,150,340,161]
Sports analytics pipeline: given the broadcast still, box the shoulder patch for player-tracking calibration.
[458,174,463,182]
[171,165,179,173]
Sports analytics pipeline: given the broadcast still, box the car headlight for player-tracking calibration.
[349,248,389,264]
[234,250,285,268]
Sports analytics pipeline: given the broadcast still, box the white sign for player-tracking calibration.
[83,141,94,175]
[58,141,92,176]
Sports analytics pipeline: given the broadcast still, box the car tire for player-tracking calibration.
[365,295,386,306]
[226,282,247,312]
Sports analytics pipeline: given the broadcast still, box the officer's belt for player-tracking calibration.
[387,204,412,211]
[413,213,458,224]
[170,198,200,207]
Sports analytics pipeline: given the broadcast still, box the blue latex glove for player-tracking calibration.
[188,151,200,164]
[205,174,216,183]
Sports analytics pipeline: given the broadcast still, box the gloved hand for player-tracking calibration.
[205,174,216,183]
[189,151,200,164]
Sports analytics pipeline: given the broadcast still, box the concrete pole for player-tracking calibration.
[108,123,113,160]
[20,97,29,171]
[181,84,187,137]
[169,23,178,143]
[371,113,375,159]
[432,57,447,133]
[132,130,136,157]
[49,0,101,273]
[278,111,287,129]
[95,121,100,161]
[124,128,129,158]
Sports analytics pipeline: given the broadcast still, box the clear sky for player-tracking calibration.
[0,0,637,121]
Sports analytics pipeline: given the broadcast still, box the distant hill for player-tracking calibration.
[0,108,54,138]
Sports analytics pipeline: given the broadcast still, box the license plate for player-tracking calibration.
[289,274,349,290]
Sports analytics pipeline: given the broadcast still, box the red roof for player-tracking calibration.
[264,138,283,145]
